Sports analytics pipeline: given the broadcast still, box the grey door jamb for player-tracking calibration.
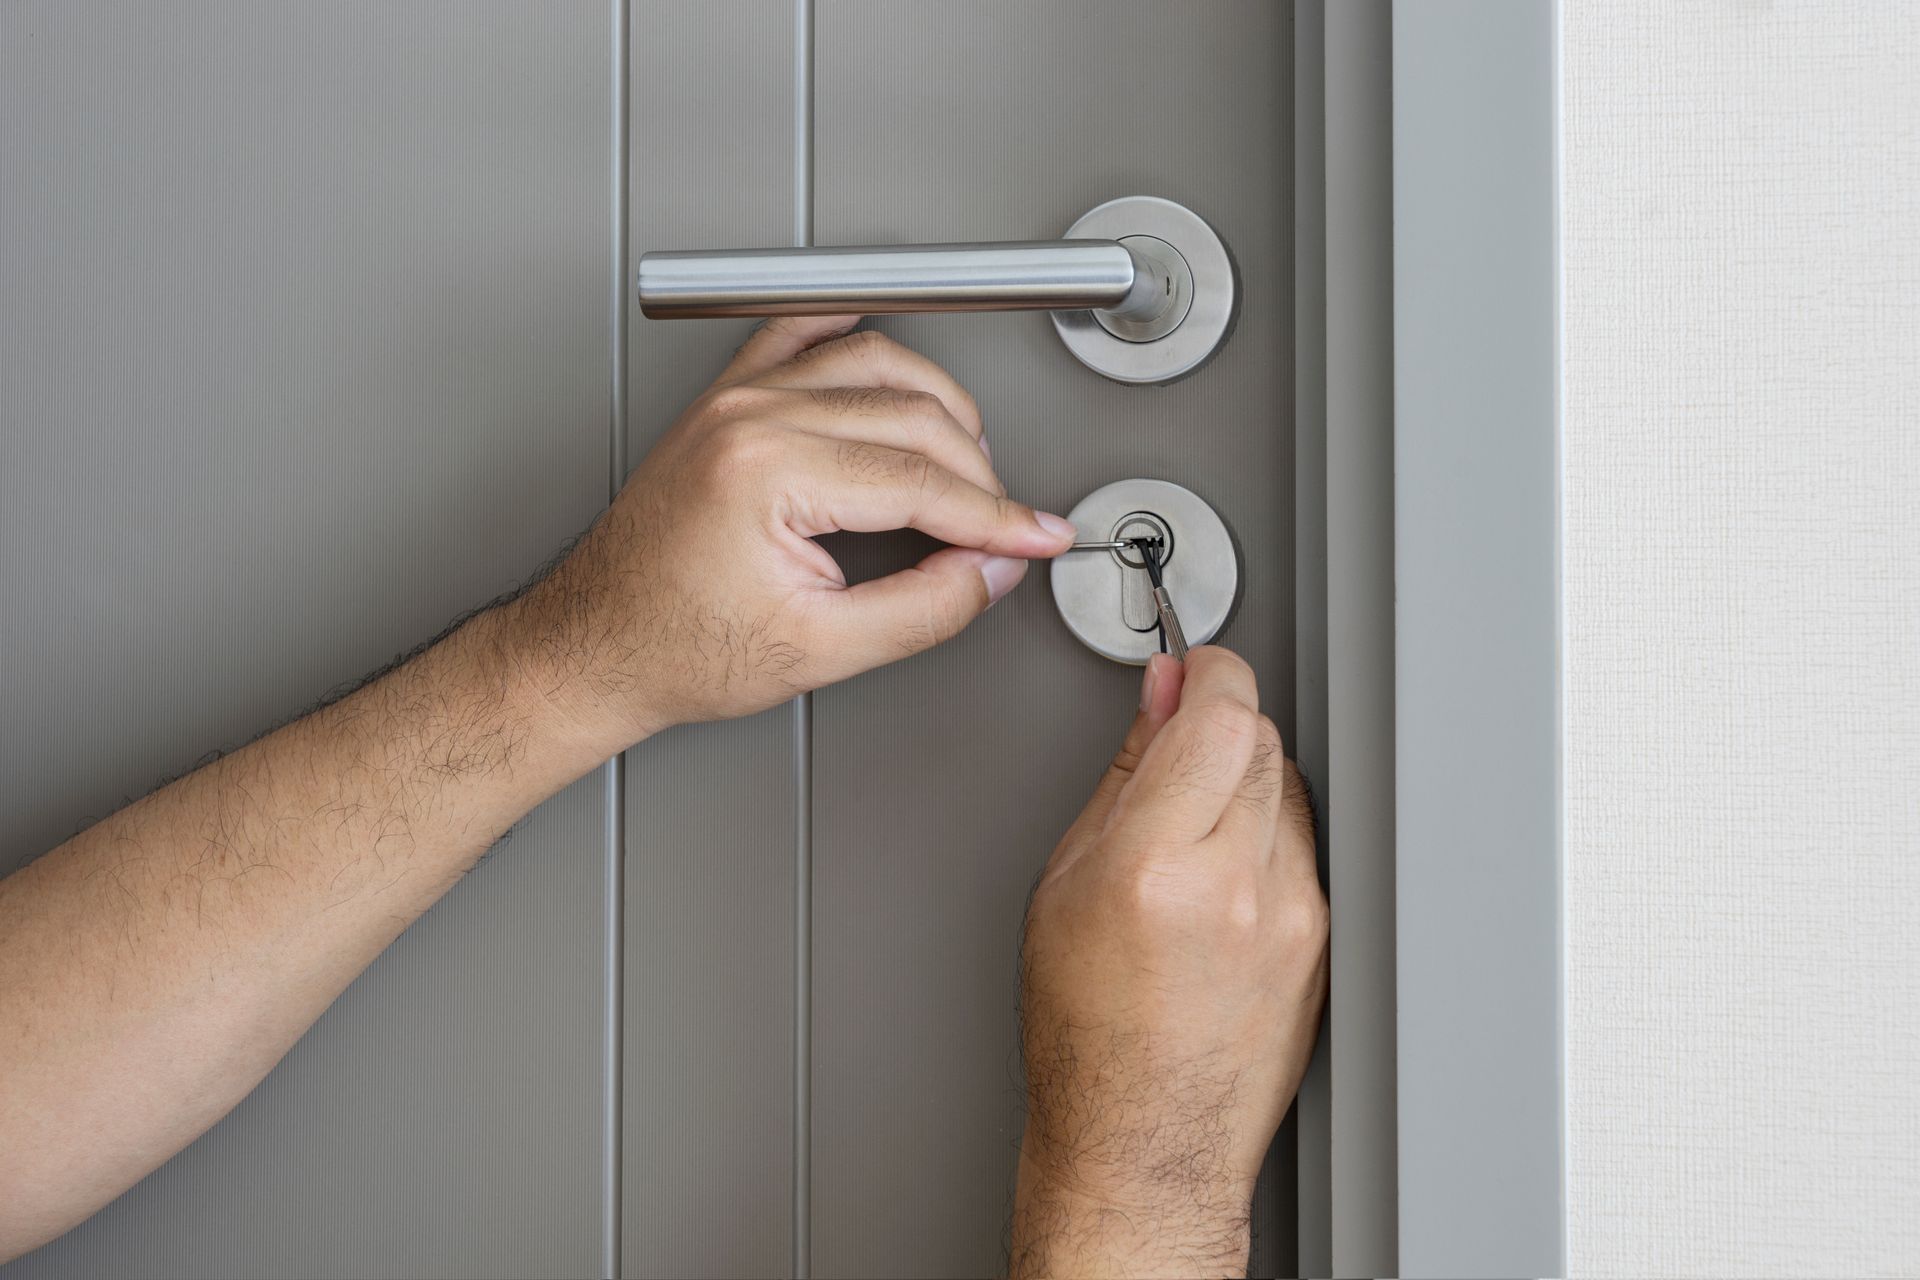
[1293,2,1402,1278]
[1392,2,1566,1276]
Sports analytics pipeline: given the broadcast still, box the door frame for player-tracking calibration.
[1391,2,1565,1277]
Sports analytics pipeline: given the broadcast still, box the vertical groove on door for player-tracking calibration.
[792,7,816,1279]
[622,6,800,1276]
[1291,4,1336,1276]
[1325,3,1400,1275]
[603,3,632,1277]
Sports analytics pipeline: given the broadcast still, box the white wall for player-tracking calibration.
[1564,4,1920,1274]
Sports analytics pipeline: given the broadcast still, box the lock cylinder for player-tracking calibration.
[1050,479,1241,665]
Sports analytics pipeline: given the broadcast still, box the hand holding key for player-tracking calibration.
[1012,646,1326,1277]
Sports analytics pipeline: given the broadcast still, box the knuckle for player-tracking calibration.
[705,420,781,478]
[700,384,770,423]
[1193,645,1258,690]
[1280,887,1331,954]
[807,384,894,415]
[1119,859,1190,929]
[1256,713,1283,751]
[886,573,959,656]
[1191,697,1260,748]
[841,328,898,365]
[835,439,893,484]
[1237,738,1284,808]
[1162,732,1227,798]
[1218,873,1266,940]
[1108,740,1148,779]
[896,389,950,434]
[1282,758,1319,843]
[917,572,976,647]
[902,450,946,497]
[1126,859,1262,942]
[778,325,860,371]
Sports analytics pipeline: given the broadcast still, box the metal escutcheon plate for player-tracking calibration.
[1052,197,1238,385]
[1051,479,1241,665]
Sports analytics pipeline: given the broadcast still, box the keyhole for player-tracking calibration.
[1109,511,1175,569]
[1112,512,1174,632]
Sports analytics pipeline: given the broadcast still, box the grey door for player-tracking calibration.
[0,4,616,1277]
[623,5,1297,1277]
[3,3,1300,1277]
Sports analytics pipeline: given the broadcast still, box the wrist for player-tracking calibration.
[476,591,666,768]
[1011,1129,1252,1279]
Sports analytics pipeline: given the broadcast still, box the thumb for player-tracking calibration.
[811,546,1025,683]
[1045,653,1186,875]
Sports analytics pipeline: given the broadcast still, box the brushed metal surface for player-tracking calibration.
[638,240,1139,316]
[637,195,1226,384]
[0,3,613,1277]
[1051,195,1239,383]
[809,4,1295,1275]
[622,5,800,1277]
[1052,479,1241,665]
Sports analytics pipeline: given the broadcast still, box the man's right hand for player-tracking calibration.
[1011,647,1329,1279]
[508,314,1075,748]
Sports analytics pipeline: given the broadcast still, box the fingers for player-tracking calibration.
[1048,655,1187,875]
[1082,655,1187,833]
[1115,646,1264,844]
[755,327,985,442]
[787,436,1074,559]
[761,385,1002,497]
[1206,711,1287,852]
[808,545,1013,682]
[719,314,864,383]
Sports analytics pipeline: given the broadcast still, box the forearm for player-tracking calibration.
[1009,1139,1253,1279]
[0,597,614,1258]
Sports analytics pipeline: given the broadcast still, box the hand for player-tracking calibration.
[508,315,1076,744]
[1011,648,1328,1279]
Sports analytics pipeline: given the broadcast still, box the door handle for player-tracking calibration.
[639,241,1154,320]
[637,195,1235,385]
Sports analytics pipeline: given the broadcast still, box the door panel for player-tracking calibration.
[0,3,612,1277]
[810,5,1296,1275]
[622,6,800,1278]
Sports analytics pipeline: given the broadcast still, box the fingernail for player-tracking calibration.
[1139,658,1160,712]
[1034,511,1075,543]
[978,433,992,463]
[979,555,1027,605]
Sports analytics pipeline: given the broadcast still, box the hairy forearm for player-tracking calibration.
[1009,1136,1253,1279]
[0,598,612,1259]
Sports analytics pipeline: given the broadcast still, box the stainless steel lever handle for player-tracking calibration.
[636,196,1236,386]
[638,240,1164,321]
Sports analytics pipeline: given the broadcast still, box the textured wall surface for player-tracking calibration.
[1564,5,1920,1275]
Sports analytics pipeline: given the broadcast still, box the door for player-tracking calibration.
[0,4,616,1277]
[2,4,1317,1277]
[623,5,1298,1276]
